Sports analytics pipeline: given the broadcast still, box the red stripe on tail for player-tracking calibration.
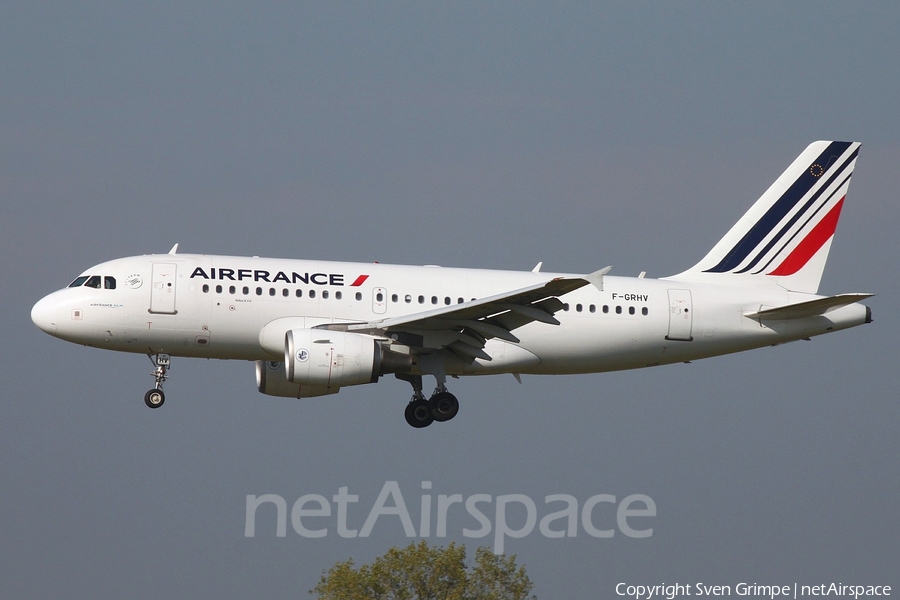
[768,197,844,276]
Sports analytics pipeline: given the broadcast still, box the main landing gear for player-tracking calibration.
[144,353,170,409]
[401,375,460,428]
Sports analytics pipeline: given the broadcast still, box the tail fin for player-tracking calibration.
[668,141,861,294]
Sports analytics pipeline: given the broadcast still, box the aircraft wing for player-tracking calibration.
[318,268,611,361]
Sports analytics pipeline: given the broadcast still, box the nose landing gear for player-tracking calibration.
[144,353,170,409]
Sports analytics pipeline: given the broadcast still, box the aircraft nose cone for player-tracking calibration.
[31,295,58,335]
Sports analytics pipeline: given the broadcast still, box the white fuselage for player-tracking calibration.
[31,253,870,377]
[28,142,874,426]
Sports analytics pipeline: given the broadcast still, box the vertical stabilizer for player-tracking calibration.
[668,141,860,293]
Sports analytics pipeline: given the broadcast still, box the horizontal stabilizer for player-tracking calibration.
[745,293,873,321]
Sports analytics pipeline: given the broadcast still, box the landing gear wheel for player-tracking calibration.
[144,388,165,409]
[405,398,434,428]
[429,391,459,422]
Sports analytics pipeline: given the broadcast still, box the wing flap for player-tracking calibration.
[443,319,521,343]
[495,301,562,325]
[448,340,492,361]
[491,298,564,331]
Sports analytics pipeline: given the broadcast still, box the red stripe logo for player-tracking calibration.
[349,275,369,287]
[768,197,844,276]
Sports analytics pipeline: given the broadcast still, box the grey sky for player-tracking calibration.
[2,3,898,597]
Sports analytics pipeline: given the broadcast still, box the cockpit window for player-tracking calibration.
[67,275,116,289]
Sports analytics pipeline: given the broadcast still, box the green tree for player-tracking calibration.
[311,541,536,600]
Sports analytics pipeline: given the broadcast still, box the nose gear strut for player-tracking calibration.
[144,353,170,409]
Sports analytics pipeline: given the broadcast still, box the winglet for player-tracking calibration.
[584,266,613,291]
[532,262,543,273]
[168,243,179,255]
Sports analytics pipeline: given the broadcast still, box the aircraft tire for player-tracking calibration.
[405,399,433,428]
[429,392,459,422]
[144,388,165,409]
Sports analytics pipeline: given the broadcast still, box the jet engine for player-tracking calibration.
[285,329,411,388]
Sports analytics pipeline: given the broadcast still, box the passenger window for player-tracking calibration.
[296,289,303,298]
[242,286,249,295]
[104,276,116,289]
[282,289,289,297]
[590,305,596,313]
[418,295,425,304]
[68,276,89,288]
[355,292,362,301]
[431,296,438,305]
[269,288,276,296]
[563,303,569,311]
[216,285,223,294]
[202,284,210,293]
[458,298,464,304]
[444,297,451,305]
[629,306,635,315]
[642,307,649,316]
[229,285,236,294]
[323,290,329,299]
[405,295,412,303]
[615,306,622,314]
[256,287,263,296]
[576,304,583,312]
[376,292,384,302]
[84,275,101,289]
[336,291,342,300]
[309,290,316,299]
[603,305,609,314]
[391,294,398,303]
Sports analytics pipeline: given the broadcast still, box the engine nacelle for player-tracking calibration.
[285,329,412,389]
[256,360,337,398]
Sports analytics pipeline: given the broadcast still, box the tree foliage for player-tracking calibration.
[311,541,535,600]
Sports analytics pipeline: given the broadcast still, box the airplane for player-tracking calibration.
[31,141,872,428]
